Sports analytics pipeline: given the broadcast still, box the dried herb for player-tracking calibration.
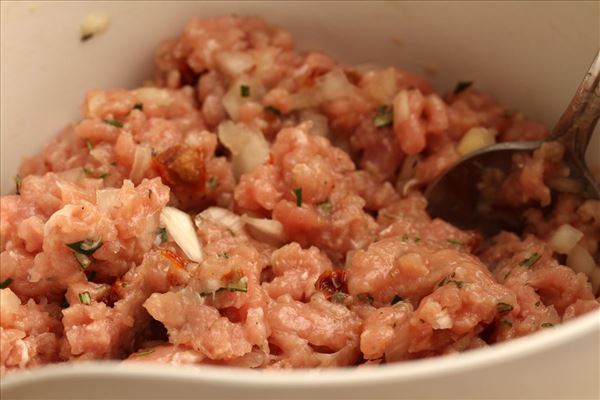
[373,105,393,128]
[519,252,541,268]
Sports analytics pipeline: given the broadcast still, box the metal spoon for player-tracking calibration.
[425,51,600,237]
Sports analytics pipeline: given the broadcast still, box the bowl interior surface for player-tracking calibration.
[1,1,599,399]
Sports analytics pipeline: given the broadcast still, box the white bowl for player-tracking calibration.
[1,1,599,399]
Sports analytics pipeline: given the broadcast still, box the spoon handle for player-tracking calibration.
[552,50,600,158]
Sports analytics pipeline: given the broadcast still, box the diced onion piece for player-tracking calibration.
[221,77,265,121]
[216,51,255,79]
[457,127,496,156]
[393,90,410,123]
[566,244,595,277]
[242,215,286,246]
[299,109,330,137]
[133,88,173,108]
[546,177,583,194]
[362,67,397,105]
[195,207,245,236]
[549,224,584,254]
[0,288,22,321]
[84,92,107,118]
[217,121,269,179]
[316,68,356,102]
[130,145,152,184]
[160,207,203,263]
[81,14,110,39]
[96,188,120,212]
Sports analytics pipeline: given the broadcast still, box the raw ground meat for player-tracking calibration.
[1,15,598,374]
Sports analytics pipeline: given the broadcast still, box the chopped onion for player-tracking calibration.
[81,13,110,40]
[96,188,120,212]
[549,224,584,254]
[160,207,203,263]
[217,121,269,179]
[130,145,152,184]
[0,288,21,320]
[222,77,266,121]
[299,109,330,137]
[216,51,255,79]
[133,88,173,108]
[194,207,245,236]
[457,127,496,156]
[362,67,397,105]
[393,90,410,123]
[292,69,356,110]
[316,69,356,102]
[566,244,595,277]
[242,215,286,246]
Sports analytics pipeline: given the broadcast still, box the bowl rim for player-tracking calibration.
[2,309,598,388]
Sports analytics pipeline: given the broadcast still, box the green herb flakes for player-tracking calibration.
[447,239,464,245]
[332,292,347,303]
[541,322,554,328]
[500,319,513,327]
[497,302,513,314]
[519,252,541,268]
[208,176,219,189]
[240,85,250,97]
[373,105,393,128]
[317,200,333,214]
[0,278,13,289]
[134,349,155,357]
[217,252,230,259]
[103,119,124,128]
[401,234,409,242]
[78,291,92,305]
[265,105,281,116]
[14,175,21,195]
[157,227,168,244]
[66,239,103,255]
[200,278,248,296]
[85,139,93,151]
[453,81,473,95]
[292,187,303,207]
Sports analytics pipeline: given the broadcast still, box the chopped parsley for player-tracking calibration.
[447,239,464,245]
[391,295,404,305]
[497,302,514,314]
[14,175,21,195]
[82,167,109,179]
[103,119,124,128]
[500,319,513,327]
[401,234,409,242]
[332,292,347,303]
[356,293,374,304]
[217,252,230,259]
[85,139,93,151]
[373,105,393,128]
[316,200,333,214]
[207,176,219,189]
[226,228,236,237]
[0,278,13,289]
[264,105,281,116]
[240,85,250,97]
[133,102,144,111]
[292,187,303,207]
[438,276,465,288]
[453,81,473,95]
[74,253,92,270]
[78,291,92,305]
[200,278,248,296]
[541,322,554,328]
[133,349,155,357]
[414,237,421,243]
[157,227,168,244]
[66,239,103,255]
[534,301,541,307]
[380,212,398,220]
[519,252,541,268]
